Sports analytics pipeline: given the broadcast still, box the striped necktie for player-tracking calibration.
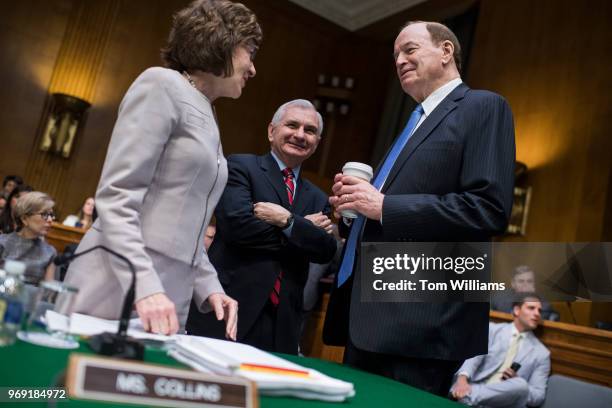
[282,168,295,205]
[269,168,295,306]
[336,105,424,287]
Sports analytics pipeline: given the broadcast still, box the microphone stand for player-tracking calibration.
[56,245,144,360]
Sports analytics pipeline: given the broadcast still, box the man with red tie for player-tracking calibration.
[186,99,337,354]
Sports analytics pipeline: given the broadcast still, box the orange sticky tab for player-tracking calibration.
[239,363,311,378]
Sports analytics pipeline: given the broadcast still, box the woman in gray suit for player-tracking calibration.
[64,0,262,337]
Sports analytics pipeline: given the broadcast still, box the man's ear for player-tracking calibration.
[441,40,454,65]
[267,123,274,142]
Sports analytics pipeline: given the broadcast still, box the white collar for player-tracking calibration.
[270,151,301,179]
[420,77,463,116]
[511,322,530,340]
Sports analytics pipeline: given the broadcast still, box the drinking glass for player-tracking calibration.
[18,280,79,349]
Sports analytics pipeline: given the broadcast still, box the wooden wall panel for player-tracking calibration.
[24,0,121,216]
[0,0,73,181]
[467,0,612,242]
[214,0,390,185]
[466,0,612,325]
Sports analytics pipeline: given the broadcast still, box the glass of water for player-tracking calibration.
[18,280,79,349]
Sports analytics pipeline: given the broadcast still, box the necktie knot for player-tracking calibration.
[282,168,294,179]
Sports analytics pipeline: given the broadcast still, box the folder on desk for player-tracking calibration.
[168,335,355,402]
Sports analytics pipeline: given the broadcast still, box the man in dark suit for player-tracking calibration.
[324,21,516,396]
[187,99,337,354]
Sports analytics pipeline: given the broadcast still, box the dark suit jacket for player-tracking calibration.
[187,153,337,354]
[324,83,516,361]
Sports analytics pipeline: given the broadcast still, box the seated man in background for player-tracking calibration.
[187,99,337,354]
[491,265,558,320]
[451,293,550,407]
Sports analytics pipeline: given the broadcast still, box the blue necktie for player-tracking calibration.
[336,104,424,287]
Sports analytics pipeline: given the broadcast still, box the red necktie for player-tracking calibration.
[282,168,295,205]
[269,168,295,306]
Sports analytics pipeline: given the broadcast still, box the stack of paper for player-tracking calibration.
[168,335,355,402]
[45,311,173,342]
[45,312,354,401]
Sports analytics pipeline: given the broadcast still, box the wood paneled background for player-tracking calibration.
[465,0,612,325]
[0,0,610,324]
[0,0,390,216]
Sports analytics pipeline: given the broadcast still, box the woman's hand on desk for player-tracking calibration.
[135,292,179,335]
[208,292,238,341]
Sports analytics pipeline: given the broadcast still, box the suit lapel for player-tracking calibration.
[381,83,469,193]
[514,332,535,365]
[487,323,515,374]
[260,153,290,208]
[292,175,310,215]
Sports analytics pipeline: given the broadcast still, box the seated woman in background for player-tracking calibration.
[0,191,57,284]
[0,184,33,234]
[62,197,95,229]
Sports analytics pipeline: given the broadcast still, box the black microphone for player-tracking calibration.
[55,245,144,360]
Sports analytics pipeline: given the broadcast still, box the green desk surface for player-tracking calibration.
[0,338,459,407]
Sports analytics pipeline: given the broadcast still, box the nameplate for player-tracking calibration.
[66,354,257,408]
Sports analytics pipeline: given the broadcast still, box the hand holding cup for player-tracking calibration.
[330,162,383,221]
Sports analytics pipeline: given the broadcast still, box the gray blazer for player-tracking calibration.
[457,322,551,406]
[64,67,227,322]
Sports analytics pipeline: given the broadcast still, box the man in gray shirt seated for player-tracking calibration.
[451,293,551,407]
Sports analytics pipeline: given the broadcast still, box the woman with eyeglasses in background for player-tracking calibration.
[0,192,57,284]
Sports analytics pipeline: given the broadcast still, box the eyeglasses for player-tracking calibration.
[32,211,56,221]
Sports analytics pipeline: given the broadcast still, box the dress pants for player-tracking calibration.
[458,377,529,408]
[241,300,278,353]
[344,338,463,397]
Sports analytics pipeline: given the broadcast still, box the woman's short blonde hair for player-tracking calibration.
[13,192,54,230]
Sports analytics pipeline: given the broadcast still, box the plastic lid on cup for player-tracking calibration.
[4,260,26,275]
[342,162,374,178]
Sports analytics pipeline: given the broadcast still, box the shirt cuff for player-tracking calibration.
[282,220,294,237]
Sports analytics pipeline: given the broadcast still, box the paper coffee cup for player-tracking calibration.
[340,162,374,219]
